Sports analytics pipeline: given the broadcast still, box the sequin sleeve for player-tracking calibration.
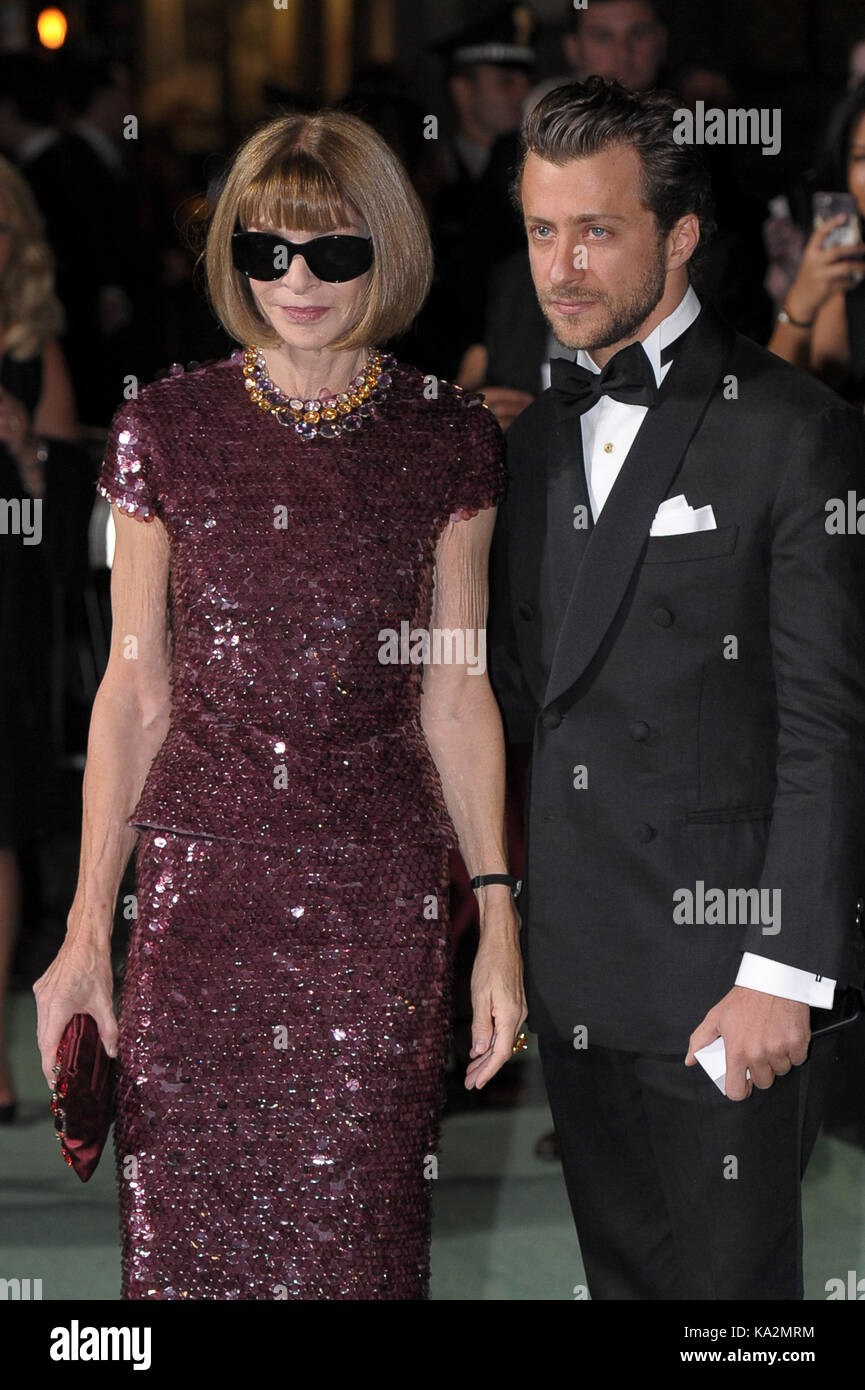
[97,397,160,522]
[447,392,506,524]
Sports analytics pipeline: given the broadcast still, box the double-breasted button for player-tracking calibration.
[629,720,650,741]
[652,607,673,627]
[518,601,534,620]
[634,823,656,843]
[541,710,561,730]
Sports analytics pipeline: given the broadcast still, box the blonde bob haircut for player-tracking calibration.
[205,109,433,354]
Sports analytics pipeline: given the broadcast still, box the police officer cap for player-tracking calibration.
[432,3,538,75]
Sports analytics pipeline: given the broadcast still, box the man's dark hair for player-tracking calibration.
[512,76,715,270]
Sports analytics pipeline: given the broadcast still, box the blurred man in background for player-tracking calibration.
[411,3,539,377]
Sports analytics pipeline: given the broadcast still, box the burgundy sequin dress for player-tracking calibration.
[96,350,505,1300]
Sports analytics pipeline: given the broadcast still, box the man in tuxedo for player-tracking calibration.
[488,76,865,1299]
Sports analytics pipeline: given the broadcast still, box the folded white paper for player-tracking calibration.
[650,494,717,537]
[694,1036,750,1094]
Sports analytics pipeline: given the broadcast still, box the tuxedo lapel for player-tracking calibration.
[543,305,736,712]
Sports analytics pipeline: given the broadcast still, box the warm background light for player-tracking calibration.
[37,7,67,49]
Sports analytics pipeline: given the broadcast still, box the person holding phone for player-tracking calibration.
[768,82,865,398]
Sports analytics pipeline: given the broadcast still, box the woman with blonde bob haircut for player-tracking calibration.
[35,108,526,1300]
[206,110,433,353]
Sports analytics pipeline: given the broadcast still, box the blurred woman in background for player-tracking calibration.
[0,155,80,1121]
[768,82,865,400]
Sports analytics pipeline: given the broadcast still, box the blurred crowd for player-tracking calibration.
[3,0,865,1131]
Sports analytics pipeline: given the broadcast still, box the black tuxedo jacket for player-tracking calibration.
[489,303,865,1052]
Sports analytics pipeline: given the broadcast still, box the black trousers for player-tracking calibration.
[538,1023,840,1300]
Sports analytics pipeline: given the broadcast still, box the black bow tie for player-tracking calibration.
[550,340,659,416]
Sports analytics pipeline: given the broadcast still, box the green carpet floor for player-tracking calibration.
[2,989,864,1301]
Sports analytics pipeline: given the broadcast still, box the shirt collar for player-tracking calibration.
[576,283,702,387]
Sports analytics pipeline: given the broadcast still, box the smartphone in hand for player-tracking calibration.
[813,190,865,289]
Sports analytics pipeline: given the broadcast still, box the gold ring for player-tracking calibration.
[512,1030,528,1055]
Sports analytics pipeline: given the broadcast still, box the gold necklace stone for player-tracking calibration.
[241,344,395,439]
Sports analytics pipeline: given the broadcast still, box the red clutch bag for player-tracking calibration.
[50,1013,116,1182]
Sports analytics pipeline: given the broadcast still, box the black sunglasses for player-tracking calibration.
[231,228,374,283]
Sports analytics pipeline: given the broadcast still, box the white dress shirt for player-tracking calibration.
[567,284,834,1010]
[577,284,701,518]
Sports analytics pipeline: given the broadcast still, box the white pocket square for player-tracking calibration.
[650,493,717,537]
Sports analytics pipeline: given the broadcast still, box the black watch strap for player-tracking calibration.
[469,873,522,897]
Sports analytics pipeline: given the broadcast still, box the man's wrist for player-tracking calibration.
[735,952,835,1008]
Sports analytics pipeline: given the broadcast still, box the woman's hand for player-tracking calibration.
[465,895,527,1089]
[33,932,118,1088]
[784,213,865,323]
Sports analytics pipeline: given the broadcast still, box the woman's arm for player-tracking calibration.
[33,505,172,1082]
[767,214,863,370]
[420,506,526,1089]
[3,335,81,498]
[810,290,851,387]
[32,335,80,442]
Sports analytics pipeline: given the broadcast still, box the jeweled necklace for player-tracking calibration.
[241,344,396,439]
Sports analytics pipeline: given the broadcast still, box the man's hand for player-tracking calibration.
[476,385,535,430]
[685,985,810,1101]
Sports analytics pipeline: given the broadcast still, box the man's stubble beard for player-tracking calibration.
[538,237,668,354]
